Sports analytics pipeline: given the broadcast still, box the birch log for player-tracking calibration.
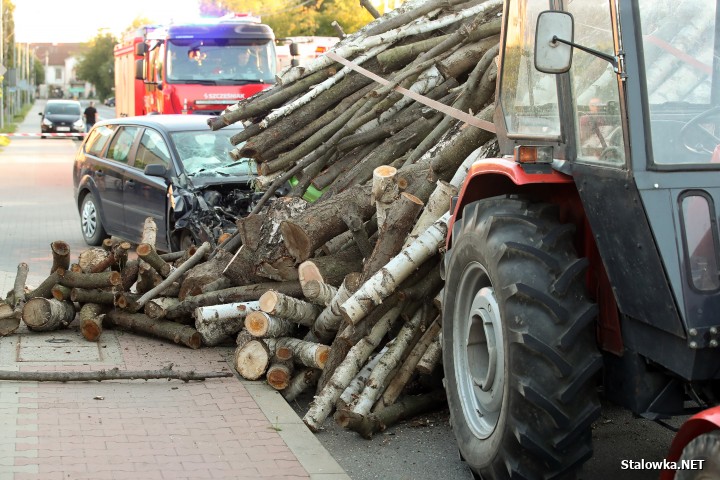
[375,318,441,411]
[266,350,294,390]
[245,311,296,338]
[194,301,260,346]
[371,165,399,229]
[303,304,403,431]
[258,290,322,327]
[283,368,321,402]
[416,331,442,375]
[340,213,449,325]
[265,337,330,370]
[144,297,181,320]
[337,347,387,411]
[402,180,457,249]
[105,311,202,349]
[301,280,338,306]
[233,338,272,380]
[350,308,425,416]
[312,272,363,344]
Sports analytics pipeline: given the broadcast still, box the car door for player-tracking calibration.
[124,127,174,251]
[103,125,141,239]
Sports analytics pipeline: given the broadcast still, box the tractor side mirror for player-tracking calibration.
[289,42,300,57]
[535,11,574,74]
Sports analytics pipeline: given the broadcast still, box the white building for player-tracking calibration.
[33,43,94,99]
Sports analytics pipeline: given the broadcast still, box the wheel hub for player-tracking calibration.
[82,200,97,237]
[454,263,505,439]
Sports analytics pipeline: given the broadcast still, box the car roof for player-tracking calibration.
[95,114,243,133]
[47,99,81,105]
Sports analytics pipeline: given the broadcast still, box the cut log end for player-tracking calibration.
[258,291,279,314]
[316,345,330,370]
[279,222,312,263]
[234,340,271,380]
[245,311,269,337]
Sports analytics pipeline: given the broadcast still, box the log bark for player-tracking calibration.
[301,280,338,306]
[362,192,424,282]
[335,390,446,439]
[137,243,173,278]
[164,281,303,321]
[281,183,374,263]
[311,272,363,344]
[141,217,158,247]
[403,180,457,249]
[340,213,448,325]
[51,284,72,301]
[121,259,140,292]
[144,297,180,320]
[337,347,386,411]
[139,242,212,309]
[297,245,364,287]
[0,366,233,382]
[259,291,322,327]
[70,288,118,305]
[0,301,20,336]
[179,247,232,300]
[27,271,61,300]
[371,165,399,230]
[283,368,321,402]
[303,304,402,431]
[265,337,330,370]
[105,311,202,349]
[235,213,265,251]
[416,331,442,375]
[245,311,297,338]
[50,241,71,274]
[79,303,107,342]
[194,301,260,346]
[351,308,425,415]
[57,270,122,289]
[22,298,75,332]
[375,318,441,411]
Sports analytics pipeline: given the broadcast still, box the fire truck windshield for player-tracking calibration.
[166,40,276,85]
[638,0,720,166]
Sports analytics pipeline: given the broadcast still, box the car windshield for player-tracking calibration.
[639,0,720,166]
[170,129,256,177]
[46,104,81,115]
[166,39,276,84]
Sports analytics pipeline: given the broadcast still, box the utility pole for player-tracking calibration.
[0,0,4,129]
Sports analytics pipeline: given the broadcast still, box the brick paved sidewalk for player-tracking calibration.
[0,321,349,480]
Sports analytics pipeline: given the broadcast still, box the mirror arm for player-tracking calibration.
[552,36,619,72]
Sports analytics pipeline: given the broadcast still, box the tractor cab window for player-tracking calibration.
[568,1,626,165]
[639,0,719,166]
[499,0,561,137]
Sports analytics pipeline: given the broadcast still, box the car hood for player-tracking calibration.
[186,174,256,189]
[45,114,81,122]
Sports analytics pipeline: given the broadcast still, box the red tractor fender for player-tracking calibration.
[660,406,720,480]
[447,157,575,249]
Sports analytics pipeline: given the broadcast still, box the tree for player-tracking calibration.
[75,33,117,100]
[198,0,376,38]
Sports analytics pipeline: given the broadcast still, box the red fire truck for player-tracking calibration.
[114,14,277,117]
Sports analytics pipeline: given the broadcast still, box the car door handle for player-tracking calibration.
[126,179,135,189]
[96,170,104,177]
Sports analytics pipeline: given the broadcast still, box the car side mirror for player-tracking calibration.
[144,164,168,178]
[535,11,574,74]
[38,112,43,116]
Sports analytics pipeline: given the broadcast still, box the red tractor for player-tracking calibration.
[442,0,720,478]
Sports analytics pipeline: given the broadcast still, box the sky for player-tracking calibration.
[14,0,202,43]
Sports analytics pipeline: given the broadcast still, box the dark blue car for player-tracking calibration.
[72,115,260,252]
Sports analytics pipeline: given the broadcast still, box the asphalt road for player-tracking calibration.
[0,99,685,480]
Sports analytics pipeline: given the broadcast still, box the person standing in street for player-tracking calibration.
[83,101,98,133]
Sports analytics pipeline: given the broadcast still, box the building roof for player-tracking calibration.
[32,43,88,66]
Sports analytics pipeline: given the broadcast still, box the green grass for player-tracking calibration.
[0,102,34,134]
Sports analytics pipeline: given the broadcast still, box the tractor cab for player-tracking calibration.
[443,0,720,478]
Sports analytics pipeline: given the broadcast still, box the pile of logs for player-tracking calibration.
[0,0,503,439]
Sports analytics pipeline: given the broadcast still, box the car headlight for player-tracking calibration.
[42,118,53,127]
[73,119,84,129]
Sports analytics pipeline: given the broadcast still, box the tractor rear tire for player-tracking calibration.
[676,431,720,480]
[442,196,601,479]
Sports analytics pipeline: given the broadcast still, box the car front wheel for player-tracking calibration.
[80,193,107,246]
